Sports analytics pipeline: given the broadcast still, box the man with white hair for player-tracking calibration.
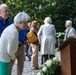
[37,17,56,64]
[10,12,30,75]
[64,20,76,40]
[0,3,12,37]
[0,12,30,75]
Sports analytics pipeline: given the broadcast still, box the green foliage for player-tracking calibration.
[2,0,76,32]
[36,57,61,75]
[56,32,65,39]
[56,32,64,47]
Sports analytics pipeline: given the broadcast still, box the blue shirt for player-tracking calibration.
[18,28,28,44]
[0,17,12,36]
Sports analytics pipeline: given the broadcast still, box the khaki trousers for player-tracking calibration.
[30,44,39,69]
[10,45,25,75]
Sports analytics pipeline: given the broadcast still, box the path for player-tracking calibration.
[12,52,60,75]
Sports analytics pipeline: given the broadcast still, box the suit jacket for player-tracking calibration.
[64,27,76,41]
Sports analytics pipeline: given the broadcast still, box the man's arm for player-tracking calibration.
[7,33,18,60]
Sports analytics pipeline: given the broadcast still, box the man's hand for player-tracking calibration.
[18,42,23,47]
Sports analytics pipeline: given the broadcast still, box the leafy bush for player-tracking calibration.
[35,57,61,75]
[4,0,76,32]
[56,32,65,39]
[56,32,65,47]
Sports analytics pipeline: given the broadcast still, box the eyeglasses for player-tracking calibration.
[2,9,9,13]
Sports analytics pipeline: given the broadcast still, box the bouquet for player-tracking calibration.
[36,57,61,75]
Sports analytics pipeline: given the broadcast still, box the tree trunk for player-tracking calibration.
[3,0,6,3]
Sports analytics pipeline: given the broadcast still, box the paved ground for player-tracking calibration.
[11,52,60,75]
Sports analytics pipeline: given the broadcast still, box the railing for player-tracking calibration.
[56,34,64,46]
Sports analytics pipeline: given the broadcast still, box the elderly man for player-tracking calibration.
[64,20,76,41]
[15,28,29,75]
[0,12,30,75]
[0,3,12,37]
[10,13,30,75]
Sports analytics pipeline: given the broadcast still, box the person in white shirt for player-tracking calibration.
[0,12,30,75]
[37,17,56,64]
[64,20,76,41]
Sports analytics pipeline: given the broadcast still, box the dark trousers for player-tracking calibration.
[41,54,55,64]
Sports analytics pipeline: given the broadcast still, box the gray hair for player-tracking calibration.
[44,17,52,24]
[65,20,72,27]
[14,12,30,25]
[0,4,8,11]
